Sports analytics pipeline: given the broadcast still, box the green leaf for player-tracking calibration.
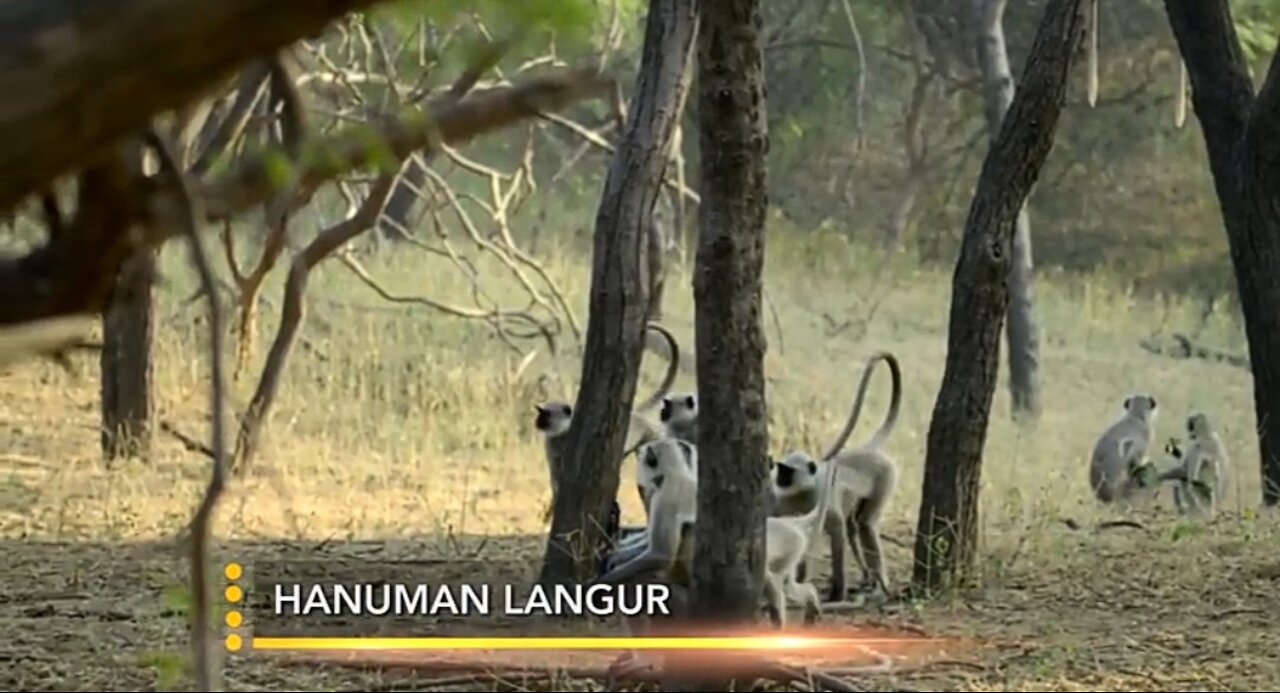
[378,0,595,40]
[161,583,193,614]
[1169,521,1203,542]
[137,649,189,691]
[261,149,295,189]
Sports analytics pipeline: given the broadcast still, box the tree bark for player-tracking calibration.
[912,0,1084,595]
[646,208,670,321]
[100,249,157,461]
[537,0,698,584]
[0,0,389,213]
[1163,1,1280,506]
[682,0,770,682]
[972,0,1043,423]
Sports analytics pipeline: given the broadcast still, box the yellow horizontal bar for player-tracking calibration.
[251,636,889,651]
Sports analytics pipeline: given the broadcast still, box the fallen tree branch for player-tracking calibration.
[0,68,613,327]
[268,653,885,692]
[1060,518,1148,532]
[1138,332,1249,370]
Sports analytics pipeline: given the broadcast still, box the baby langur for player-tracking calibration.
[1089,393,1159,504]
[535,323,681,516]
[659,392,698,445]
[772,351,902,603]
[763,452,839,630]
[593,437,698,676]
[1161,412,1229,517]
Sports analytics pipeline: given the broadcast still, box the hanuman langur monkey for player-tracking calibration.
[593,437,698,676]
[608,437,700,559]
[1161,412,1229,517]
[1089,393,1159,504]
[771,351,902,603]
[659,392,698,445]
[535,322,681,514]
[763,452,839,630]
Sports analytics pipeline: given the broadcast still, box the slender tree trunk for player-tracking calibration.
[537,0,698,584]
[668,0,770,687]
[972,0,1043,422]
[646,209,669,321]
[101,249,156,461]
[1163,1,1280,506]
[912,0,1084,595]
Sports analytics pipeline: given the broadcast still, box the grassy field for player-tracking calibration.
[1,225,1277,691]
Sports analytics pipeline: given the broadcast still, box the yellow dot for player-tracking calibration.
[225,634,242,652]
[225,610,243,628]
[225,585,243,603]
[224,563,242,581]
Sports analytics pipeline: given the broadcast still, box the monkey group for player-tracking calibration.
[533,325,1232,653]
[532,323,906,648]
[1088,393,1230,518]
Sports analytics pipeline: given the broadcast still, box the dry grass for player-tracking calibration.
[1,225,1277,691]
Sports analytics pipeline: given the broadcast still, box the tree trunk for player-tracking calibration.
[537,0,698,584]
[1163,2,1280,506]
[672,0,771,686]
[912,0,1084,595]
[378,155,427,243]
[0,0,389,213]
[100,249,156,461]
[646,208,669,321]
[972,0,1043,423]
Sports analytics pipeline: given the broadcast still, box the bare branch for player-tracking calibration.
[143,128,229,691]
[0,68,612,328]
[837,0,869,154]
[232,170,397,473]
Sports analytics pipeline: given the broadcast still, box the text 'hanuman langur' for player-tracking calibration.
[271,583,672,617]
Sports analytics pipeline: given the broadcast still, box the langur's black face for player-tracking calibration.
[534,403,570,431]
[659,398,673,422]
[774,463,798,489]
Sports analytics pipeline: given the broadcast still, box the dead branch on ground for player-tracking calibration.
[1139,332,1249,370]
[269,651,894,692]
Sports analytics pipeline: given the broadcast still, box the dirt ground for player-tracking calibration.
[2,523,1276,692]
[2,247,1277,691]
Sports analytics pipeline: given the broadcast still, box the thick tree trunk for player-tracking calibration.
[537,0,698,584]
[0,0,389,213]
[1163,2,1280,506]
[681,0,770,682]
[912,0,1084,595]
[973,0,1043,422]
[100,249,156,461]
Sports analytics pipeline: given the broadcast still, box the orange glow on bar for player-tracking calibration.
[250,635,929,651]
